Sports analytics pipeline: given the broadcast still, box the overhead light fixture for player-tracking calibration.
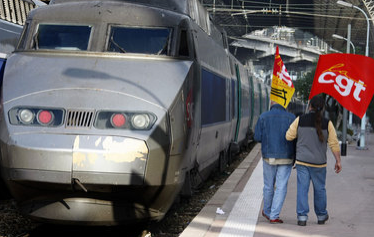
[332,34,356,54]
[337,1,353,8]
[332,34,344,40]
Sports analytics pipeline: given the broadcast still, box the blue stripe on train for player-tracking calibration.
[0,57,6,87]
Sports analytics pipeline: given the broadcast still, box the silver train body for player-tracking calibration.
[0,0,302,225]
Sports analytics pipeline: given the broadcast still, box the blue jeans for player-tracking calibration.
[263,160,292,220]
[296,164,328,222]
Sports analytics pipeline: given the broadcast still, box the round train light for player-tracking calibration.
[131,114,150,129]
[37,110,54,125]
[19,109,34,124]
[111,113,126,128]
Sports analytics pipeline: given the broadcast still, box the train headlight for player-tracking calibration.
[111,113,126,128]
[131,114,150,130]
[19,109,35,124]
[95,111,156,130]
[37,110,54,126]
[8,107,64,127]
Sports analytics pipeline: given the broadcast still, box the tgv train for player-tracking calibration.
[0,0,302,225]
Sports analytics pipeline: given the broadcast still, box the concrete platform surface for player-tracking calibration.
[180,133,374,237]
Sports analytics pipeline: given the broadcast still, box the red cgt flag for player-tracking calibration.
[309,53,374,118]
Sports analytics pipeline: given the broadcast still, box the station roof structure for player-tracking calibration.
[203,0,374,57]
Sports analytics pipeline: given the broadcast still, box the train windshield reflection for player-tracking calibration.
[107,26,172,55]
[35,24,92,50]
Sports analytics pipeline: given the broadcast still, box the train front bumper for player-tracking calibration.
[0,133,175,224]
[1,133,148,187]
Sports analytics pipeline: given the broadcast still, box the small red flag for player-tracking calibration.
[309,53,374,118]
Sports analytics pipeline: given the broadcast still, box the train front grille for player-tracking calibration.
[66,110,94,128]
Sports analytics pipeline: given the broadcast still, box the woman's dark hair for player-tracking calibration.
[310,95,325,142]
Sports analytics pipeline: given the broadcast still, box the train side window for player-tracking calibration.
[178,30,189,57]
[33,24,92,51]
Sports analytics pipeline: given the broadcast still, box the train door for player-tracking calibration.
[227,56,238,153]
[252,79,261,128]
[177,22,200,172]
[265,86,270,111]
[258,82,263,114]
[249,76,255,131]
[234,64,241,143]
[230,77,237,133]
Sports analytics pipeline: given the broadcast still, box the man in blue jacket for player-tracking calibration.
[254,100,296,224]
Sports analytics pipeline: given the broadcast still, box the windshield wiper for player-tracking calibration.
[110,36,126,53]
[157,35,170,55]
[32,32,39,50]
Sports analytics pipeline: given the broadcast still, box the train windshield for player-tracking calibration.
[34,24,92,51]
[107,26,172,55]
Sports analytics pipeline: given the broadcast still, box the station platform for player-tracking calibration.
[180,133,374,237]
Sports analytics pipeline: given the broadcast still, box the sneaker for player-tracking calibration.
[318,215,329,225]
[262,210,270,220]
[298,220,307,226]
[270,218,283,224]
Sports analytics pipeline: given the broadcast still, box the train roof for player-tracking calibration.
[50,0,189,15]
[26,1,188,27]
[37,0,223,40]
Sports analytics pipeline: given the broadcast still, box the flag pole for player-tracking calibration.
[341,24,350,156]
